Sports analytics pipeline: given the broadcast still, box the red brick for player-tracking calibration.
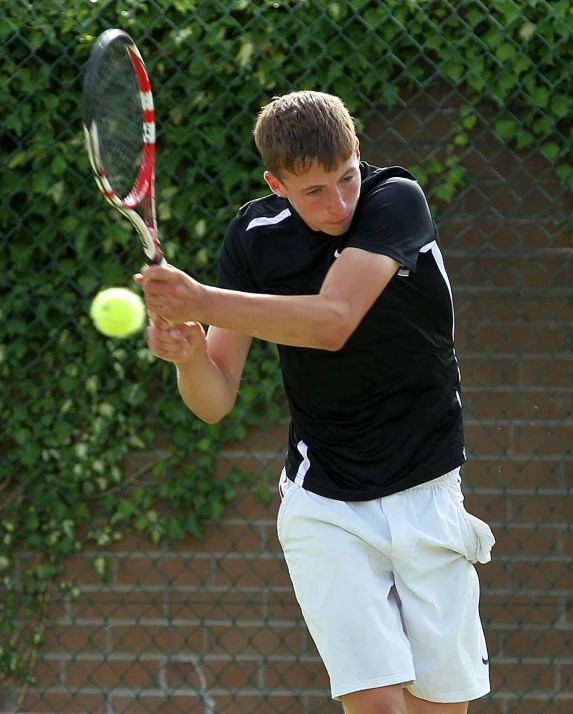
[305,696,341,714]
[503,628,572,659]
[462,357,519,387]
[221,421,289,454]
[464,424,511,456]
[462,458,564,491]
[60,553,115,586]
[41,625,108,655]
[65,659,160,689]
[202,693,307,714]
[510,494,573,525]
[27,658,63,688]
[266,525,284,555]
[455,292,573,323]
[463,493,508,523]
[265,590,304,623]
[228,490,280,521]
[513,425,573,457]
[16,691,106,713]
[490,661,556,694]
[110,624,204,654]
[522,357,573,387]
[168,522,265,555]
[504,701,573,714]
[165,657,259,690]
[480,594,562,627]
[115,555,212,588]
[491,526,562,558]
[215,455,284,483]
[463,390,572,422]
[558,664,573,691]
[510,559,573,592]
[476,557,507,591]
[263,658,329,690]
[213,554,291,589]
[207,623,302,656]
[564,460,573,488]
[457,322,568,353]
[69,590,164,621]
[167,590,264,622]
[110,694,204,714]
[469,700,506,714]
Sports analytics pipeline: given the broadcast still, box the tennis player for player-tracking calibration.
[136,90,495,714]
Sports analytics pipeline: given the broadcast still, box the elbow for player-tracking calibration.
[183,401,233,425]
[200,412,225,425]
[316,319,355,352]
[314,297,357,351]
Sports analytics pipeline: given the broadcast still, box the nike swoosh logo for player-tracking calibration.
[482,657,489,665]
[334,249,341,258]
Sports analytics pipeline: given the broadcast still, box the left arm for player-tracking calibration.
[138,248,399,351]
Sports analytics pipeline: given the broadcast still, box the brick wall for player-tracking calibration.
[5,91,572,714]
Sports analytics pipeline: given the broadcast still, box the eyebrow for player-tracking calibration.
[299,168,356,193]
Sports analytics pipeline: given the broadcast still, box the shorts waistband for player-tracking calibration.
[403,468,461,493]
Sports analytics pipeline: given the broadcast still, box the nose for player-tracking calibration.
[328,188,347,217]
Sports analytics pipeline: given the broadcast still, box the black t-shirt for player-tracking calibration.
[217,163,465,500]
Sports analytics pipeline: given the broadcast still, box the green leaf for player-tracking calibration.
[495,42,517,62]
[494,116,518,140]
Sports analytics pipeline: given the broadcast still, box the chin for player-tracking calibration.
[323,224,349,236]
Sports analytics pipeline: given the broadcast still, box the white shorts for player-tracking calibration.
[277,468,495,703]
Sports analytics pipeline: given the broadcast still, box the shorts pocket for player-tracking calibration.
[465,512,496,564]
[446,482,496,564]
[277,471,300,545]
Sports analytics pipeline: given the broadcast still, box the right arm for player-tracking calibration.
[147,317,252,424]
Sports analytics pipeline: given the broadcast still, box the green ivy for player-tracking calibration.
[0,0,570,690]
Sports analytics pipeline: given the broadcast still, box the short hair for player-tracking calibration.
[253,90,356,179]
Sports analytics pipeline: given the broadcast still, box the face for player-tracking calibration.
[264,149,361,236]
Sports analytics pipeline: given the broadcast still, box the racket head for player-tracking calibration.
[83,29,163,264]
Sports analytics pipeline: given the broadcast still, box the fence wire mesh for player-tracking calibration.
[1,0,572,713]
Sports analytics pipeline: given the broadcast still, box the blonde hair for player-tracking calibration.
[253,91,356,178]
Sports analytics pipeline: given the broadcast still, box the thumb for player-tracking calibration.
[180,321,206,342]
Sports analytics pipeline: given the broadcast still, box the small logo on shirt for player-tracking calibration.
[334,249,341,258]
[397,267,411,277]
[482,657,489,665]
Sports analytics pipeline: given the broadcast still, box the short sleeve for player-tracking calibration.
[347,176,435,272]
[216,216,257,292]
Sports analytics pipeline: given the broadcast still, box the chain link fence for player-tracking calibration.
[1,0,572,712]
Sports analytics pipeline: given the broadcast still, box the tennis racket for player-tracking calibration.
[83,28,164,265]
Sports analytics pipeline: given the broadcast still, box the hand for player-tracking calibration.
[146,314,206,365]
[134,264,204,324]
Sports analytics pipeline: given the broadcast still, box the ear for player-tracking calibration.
[355,137,361,160]
[264,171,287,197]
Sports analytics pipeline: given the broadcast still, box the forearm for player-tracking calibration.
[139,250,399,350]
[175,349,238,424]
[197,286,349,350]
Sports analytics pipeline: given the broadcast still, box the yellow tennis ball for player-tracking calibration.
[90,288,146,338]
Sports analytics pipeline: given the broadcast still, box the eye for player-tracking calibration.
[307,188,321,197]
[342,174,355,183]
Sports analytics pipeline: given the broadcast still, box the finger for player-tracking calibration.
[142,279,179,296]
[148,312,170,329]
[140,264,177,282]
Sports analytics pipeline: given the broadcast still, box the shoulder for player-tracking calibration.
[357,163,431,221]
[360,163,426,201]
[229,194,292,236]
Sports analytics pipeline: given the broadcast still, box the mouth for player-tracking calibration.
[329,214,351,226]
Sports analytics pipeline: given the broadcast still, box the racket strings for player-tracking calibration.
[92,42,143,200]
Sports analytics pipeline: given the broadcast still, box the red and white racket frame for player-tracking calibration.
[84,29,165,265]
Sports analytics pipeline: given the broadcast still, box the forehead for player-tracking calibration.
[285,154,358,188]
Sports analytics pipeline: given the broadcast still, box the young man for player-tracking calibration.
[136,91,495,714]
